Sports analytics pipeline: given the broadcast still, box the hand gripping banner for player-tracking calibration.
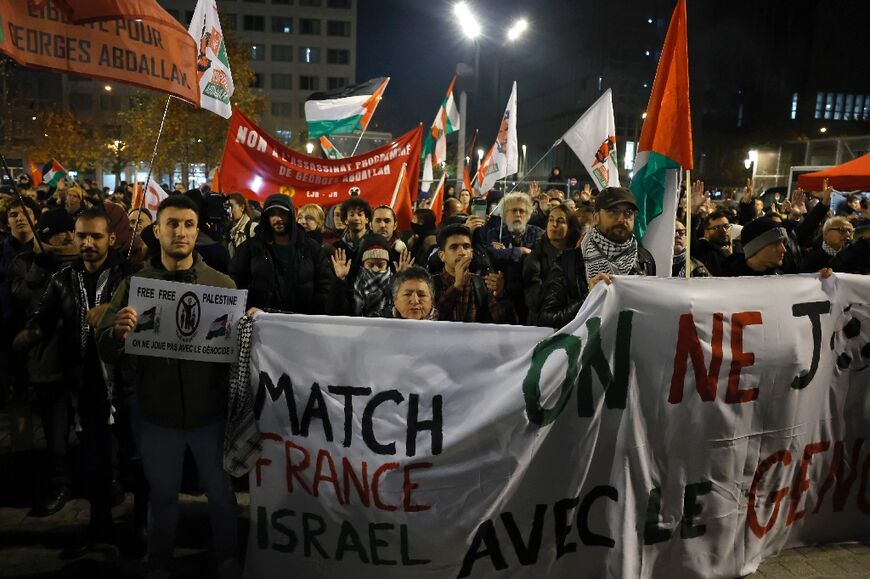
[244,274,870,578]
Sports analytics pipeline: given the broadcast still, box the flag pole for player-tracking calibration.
[503,138,562,196]
[350,124,370,157]
[685,168,691,279]
[0,152,45,253]
[389,163,408,209]
[127,95,172,261]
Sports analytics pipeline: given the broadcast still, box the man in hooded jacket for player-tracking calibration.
[229,193,333,313]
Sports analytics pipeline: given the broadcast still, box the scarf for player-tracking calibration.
[353,268,392,317]
[38,241,79,268]
[581,227,640,282]
[821,240,839,257]
[229,214,254,249]
[673,248,687,278]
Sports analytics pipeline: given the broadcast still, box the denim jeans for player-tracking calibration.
[137,418,238,570]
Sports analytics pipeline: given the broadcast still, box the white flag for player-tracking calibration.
[132,178,168,215]
[188,0,234,119]
[421,154,434,193]
[563,89,619,191]
[477,82,518,193]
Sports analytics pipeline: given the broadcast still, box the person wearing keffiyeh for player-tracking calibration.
[537,187,655,329]
[329,234,414,317]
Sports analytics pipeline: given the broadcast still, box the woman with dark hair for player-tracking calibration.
[227,192,256,258]
[407,208,437,267]
[523,204,580,325]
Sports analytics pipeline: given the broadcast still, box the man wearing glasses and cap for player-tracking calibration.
[538,187,655,328]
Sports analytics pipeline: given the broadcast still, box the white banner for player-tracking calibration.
[245,274,870,578]
[563,89,620,191]
[127,278,246,363]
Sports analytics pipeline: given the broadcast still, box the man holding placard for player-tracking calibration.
[97,196,243,579]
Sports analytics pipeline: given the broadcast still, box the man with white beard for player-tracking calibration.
[485,192,544,324]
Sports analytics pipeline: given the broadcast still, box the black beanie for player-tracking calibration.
[741,217,787,258]
[37,208,75,242]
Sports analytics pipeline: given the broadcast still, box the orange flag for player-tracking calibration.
[637,0,693,169]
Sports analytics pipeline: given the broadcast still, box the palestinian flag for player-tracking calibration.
[319,136,344,160]
[135,306,159,332]
[42,159,68,187]
[206,314,229,339]
[629,0,692,278]
[422,75,461,164]
[304,77,390,138]
[28,159,42,186]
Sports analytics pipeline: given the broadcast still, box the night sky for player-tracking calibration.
[357,0,532,137]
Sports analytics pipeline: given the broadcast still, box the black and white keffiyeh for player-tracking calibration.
[353,268,392,317]
[224,315,262,477]
[581,227,640,282]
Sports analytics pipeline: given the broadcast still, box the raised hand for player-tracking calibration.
[790,187,807,215]
[691,179,706,213]
[331,248,351,280]
[821,178,833,206]
[393,249,415,273]
[742,178,754,203]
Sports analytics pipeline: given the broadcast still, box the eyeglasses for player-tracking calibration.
[603,207,637,219]
[674,229,687,236]
[829,227,854,235]
[706,223,732,232]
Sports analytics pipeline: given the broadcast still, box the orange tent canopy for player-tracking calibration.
[798,152,870,191]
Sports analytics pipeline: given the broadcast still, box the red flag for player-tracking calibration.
[28,159,43,187]
[359,77,391,131]
[430,173,446,226]
[389,163,414,231]
[637,0,693,169]
[463,164,473,194]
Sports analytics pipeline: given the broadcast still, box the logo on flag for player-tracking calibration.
[562,89,620,191]
[188,0,234,118]
[135,306,160,333]
[591,136,617,189]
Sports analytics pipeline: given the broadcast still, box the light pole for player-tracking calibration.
[453,3,481,192]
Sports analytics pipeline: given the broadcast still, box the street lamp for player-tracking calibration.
[506,18,528,42]
[104,85,112,92]
[454,2,481,39]
[305,142,315,154]
[819,127,828,134]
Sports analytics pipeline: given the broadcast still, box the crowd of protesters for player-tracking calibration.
[0,165,868,577]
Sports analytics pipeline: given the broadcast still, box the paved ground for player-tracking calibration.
[1,407,868,578]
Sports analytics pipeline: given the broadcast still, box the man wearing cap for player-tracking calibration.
[537,187,655,329]
[721,217,789,276]
[229,193,332,313]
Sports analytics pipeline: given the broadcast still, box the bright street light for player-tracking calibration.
[305,142,315,154]
[477,148,484,161]
[104,85,112,92]
[819,127,828,133]
[506,18,528,42]
[641,112,647,119]
[454,2,481,39]
[747,149,758,164]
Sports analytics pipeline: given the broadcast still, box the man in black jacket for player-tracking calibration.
[538,187,655,329]
[229,193,332,313]
[15,208,143,555]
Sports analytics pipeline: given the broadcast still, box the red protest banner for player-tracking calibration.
[218,109,422,229]
[0,0,199,105]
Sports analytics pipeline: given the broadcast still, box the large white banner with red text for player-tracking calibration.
[245,274,870,578]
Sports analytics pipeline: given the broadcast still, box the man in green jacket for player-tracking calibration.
[97,195,240,579]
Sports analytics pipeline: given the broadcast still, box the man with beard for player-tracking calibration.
[691,209,732,276]
[437,224,516,323]
[230,193,332,313]
[371,205,407,257]
[485,192,544,323]
[538,187,655,329]
[15,208,144,556]
[672,220,710,278]
[97,195,242,578]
